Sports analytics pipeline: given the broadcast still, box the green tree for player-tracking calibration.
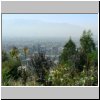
[87,49,98,67]
[80,30,96,72]
[2,50,8,62]
[10,46,19,60]
[80,30,96,53]
[23,47,29,59]
[60,37,76,64]
[2,59,21,85]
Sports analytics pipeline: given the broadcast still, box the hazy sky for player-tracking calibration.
[2,14,98,39]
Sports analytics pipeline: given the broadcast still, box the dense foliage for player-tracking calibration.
[2,30,98,86]
[60,38,76,64]
[2,59,21,85]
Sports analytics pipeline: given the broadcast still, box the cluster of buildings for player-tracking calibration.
[3,40,64,67]
[18,43,64,65]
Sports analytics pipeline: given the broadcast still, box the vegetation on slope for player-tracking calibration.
[2,30,98,86]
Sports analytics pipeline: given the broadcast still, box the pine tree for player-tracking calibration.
[60,37,76,63]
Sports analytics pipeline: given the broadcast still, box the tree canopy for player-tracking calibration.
[60,38,76,63]
[80,30,96,54]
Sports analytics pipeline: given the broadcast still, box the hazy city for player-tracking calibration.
[2,14,98,86]
[2,37,98,64]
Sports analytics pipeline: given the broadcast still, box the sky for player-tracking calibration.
[2,14,98,39]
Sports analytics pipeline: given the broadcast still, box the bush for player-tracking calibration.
[2,59,21,85]
[47,63,98,86]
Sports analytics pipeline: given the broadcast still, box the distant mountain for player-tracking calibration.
[2,20,98,41]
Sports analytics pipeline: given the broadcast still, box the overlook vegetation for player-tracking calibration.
[2,30,98,86]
